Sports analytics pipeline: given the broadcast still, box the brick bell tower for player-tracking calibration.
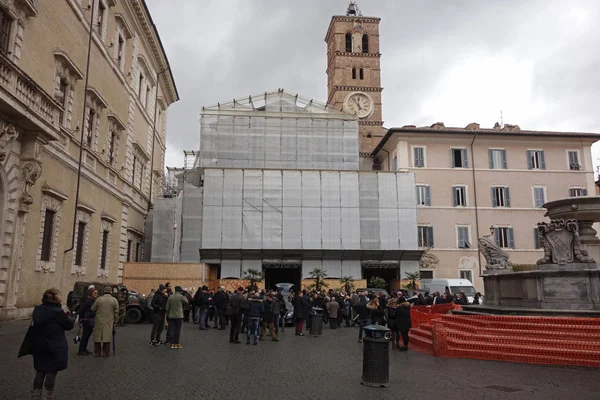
[325,2,384,155]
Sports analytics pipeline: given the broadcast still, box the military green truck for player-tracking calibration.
[66,281,148,324]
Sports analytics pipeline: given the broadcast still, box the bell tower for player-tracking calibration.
[325,2,384,155]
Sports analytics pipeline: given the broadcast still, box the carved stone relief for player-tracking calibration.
[0,124,18,163]
[537,219,595,265]
[419,248,439,269]
[19,160,42,205]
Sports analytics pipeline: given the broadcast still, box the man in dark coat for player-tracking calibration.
[259,293,280,341]
[353,292,371,343]
[213,287,229,330]
[246,293,264,345]
[292,290,309,335]
[228,287,245,344]
[195,286,210,330]
[77,287,98,355]
[28,288,75,399]
[150,285,168,345]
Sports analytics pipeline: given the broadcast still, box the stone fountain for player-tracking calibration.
[470,197,600,316]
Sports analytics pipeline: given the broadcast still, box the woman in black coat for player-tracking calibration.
[29,288,75,399]
[395,296,412,351]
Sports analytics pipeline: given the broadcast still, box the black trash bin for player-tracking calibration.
[309,307,323,336]
[361,324,391,388]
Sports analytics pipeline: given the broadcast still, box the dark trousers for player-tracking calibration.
[229,313,241,342]
[215,309,225,328]
[183,309,190,322]
[247,317,260,344]
[400,329,410,347]
[167,318,183,344]
[330,318,338,329]
[151,313,164,342]
[78,323,93,353]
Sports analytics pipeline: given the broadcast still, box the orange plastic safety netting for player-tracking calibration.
[430,314,600,367]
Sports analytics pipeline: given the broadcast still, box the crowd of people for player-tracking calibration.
[20,282,477,399]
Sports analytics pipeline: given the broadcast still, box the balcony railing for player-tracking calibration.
[0,52,62,133]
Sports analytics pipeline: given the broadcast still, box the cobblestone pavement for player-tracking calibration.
[1,319,599,399]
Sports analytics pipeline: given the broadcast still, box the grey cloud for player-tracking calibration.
[147,0,600,168]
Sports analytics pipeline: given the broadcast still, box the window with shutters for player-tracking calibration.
[418,226,434,248]
[567,150,581,170]
[459,270,473,282]
[569,187,587,197]
[413,146,425,168]
[494,227,514,249]
[416,185,431,206]
[453,186,467,207]
[362,34,369,53]
[0,9,12,54]
[85,108,95,147]
[533,186,546,208]
[345,32,352,52]
[451,148,468,168]
[41,209,56,262]
[527,150,545,170]
[489,149,507,169]
[391,152,397,171]
[533,227,541,249]
[457,226,471,248]
[96,0,107,38]
[491,186,510,207]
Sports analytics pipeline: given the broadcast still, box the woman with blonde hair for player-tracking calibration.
[367,297,385,325]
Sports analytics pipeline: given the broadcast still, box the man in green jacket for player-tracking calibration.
[166,286,188,349]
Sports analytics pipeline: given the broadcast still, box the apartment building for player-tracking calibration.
[0,0,178,319]
[372,123,599,291]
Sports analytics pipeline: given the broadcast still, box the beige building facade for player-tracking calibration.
[372,124,599,291]
[0,0,178,319]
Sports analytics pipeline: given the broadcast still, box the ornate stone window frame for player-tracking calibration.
[71,204,95,276]
[36,189,68,273]
[126,228,144,262]
[114,13,132,72]
[84,87,108,151]
[54,51,84,129]
[97,214,115,277]
[132,141,149,193]
[105,113,126,167]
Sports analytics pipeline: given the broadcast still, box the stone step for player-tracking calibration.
[445,347,600,368]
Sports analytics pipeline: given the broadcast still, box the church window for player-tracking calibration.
[345,33,352,52]
[362,34,369,53]
[352,68,356,79]
[359,68,364,80]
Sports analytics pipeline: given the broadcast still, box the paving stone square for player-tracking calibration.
[1,319,599,399]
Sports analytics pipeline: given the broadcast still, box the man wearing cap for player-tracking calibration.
[91,286,119,357]
[228,287,245,344]
[150,285,168,345]
[166,286,188,349]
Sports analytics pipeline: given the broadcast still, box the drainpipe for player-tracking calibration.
[470,131,481,276]
[147,67,171,212]
[64,0,96,258]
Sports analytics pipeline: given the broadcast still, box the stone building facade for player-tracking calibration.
[0,0,178,319]
[372,124,599,291]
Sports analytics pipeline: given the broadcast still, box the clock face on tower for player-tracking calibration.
[344,92,374,119]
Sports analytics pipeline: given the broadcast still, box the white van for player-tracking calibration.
[429,279,478,304]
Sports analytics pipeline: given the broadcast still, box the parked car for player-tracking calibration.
[357,288,390,297]
[280,299,295,327]
[66,281,148,324]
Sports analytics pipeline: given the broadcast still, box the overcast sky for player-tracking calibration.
[146,0,600,171]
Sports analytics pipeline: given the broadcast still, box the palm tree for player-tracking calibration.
[339,276,355,293]
[369,276,387,289]
[243,268,263,291]
[405,271,421,290]
[309,268,329,292]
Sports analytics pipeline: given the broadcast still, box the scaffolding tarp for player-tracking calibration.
[180,183,203,262]
[199,169,418,255]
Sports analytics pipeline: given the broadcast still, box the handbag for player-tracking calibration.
[18,321,36,358]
